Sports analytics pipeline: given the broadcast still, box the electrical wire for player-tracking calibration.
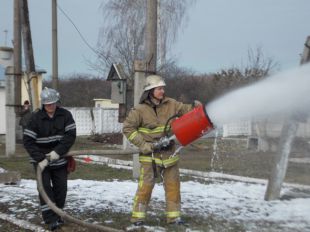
[56,3,102,58]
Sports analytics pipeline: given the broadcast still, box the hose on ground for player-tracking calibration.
[36,150,134,232]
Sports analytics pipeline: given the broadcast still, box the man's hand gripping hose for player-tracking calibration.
[36,155,123,232]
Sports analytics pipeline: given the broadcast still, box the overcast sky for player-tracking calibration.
[0,0,309,77]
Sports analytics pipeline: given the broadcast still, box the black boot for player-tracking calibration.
[48,220,61,231]
[57,217,65,226]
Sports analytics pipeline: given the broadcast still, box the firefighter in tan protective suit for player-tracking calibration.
[123,75,201,226]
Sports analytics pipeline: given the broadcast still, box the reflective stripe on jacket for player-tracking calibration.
[123,97,193,167]
[23,107,76,168]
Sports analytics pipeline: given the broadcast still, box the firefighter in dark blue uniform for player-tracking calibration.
[23,87,76,231]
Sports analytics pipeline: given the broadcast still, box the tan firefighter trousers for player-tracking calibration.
[131,162,181,223]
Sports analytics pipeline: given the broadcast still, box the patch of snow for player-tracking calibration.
[126,224,167,231]
[0,179,309,231]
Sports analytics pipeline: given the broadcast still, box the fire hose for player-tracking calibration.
[36,149,140,232]
[36,105,213,231]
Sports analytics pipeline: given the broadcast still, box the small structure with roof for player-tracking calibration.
[106,63,127,104]
[93,98,119,109]
[107,63,127,122]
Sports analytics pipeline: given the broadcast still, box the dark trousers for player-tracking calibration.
[35,165,68,224]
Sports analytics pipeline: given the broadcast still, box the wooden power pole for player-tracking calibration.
[131,0,158,178]
[52,0,59,90]
[145,0,157,74]
[13,0,22,107]
[6,0,22,156]
[20,0,37,110]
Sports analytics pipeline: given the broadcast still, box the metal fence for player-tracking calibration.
[222,118,310,138]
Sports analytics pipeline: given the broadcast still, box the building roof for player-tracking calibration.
[106,63,126,81]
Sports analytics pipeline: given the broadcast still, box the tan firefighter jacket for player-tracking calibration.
[123,97,193,168]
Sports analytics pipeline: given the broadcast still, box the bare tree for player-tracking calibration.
[213,46,279,97]
[243,46,278,80]
[158,0,194,66]
[92,0,195,80]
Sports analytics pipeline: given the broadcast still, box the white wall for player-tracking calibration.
[67,107,122,136]
[222,119,310,138]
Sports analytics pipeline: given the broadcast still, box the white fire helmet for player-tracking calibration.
[143,75,166,91]
[40,87,60,105]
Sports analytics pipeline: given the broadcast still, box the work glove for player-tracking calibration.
[38,159,49,170]
[153,136,171,150]
[140,142,154,155]
[193,100,202,107]
[46,151,60,162]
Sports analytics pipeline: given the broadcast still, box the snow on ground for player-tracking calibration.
[0,178,310,231]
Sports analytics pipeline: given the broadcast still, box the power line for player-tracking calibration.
[56,3,101,57]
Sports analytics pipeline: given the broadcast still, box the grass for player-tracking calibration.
[1,136,309,185]
[68,161,132,181]
[0,156,35,179]
[0,155,132,181]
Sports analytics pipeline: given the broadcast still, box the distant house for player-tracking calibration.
[93,98,119,109]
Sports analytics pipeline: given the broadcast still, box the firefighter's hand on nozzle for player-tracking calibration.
[153,136,171,150]
[46,151,59,162]
[38,159,49,170]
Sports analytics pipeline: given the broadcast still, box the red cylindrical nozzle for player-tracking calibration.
[171,105,214,146]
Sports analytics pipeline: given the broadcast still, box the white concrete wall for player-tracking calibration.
[67,107,122,136]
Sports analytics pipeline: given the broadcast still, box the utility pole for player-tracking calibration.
[14,0,22,108]
[20,0,36,110]
[131,0,158,178]
[134,0,158,106]
[300,36,310,65]
[20,0,35,72]
[6,0,22,156]
[52,0,59,90]
[264,122,298,200]
[264,36,310,201]
[145,0,157,73]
